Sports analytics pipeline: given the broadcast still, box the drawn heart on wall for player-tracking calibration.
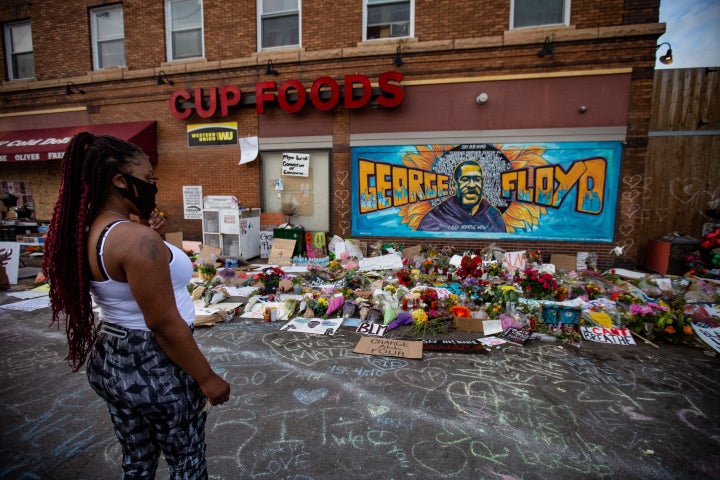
[293,388,328,405]
[335,171,349,186]
[395,367,447,392]
[655,207,669,222]
[337,221,350,235]
[622,190,640,203]
[670,178,704,205]
[367,404,390,417]
[619,223,635,237]
[622,174,642,189]
[336,204,350,217]
[619,238,635,253]
[368,357,408,370]
[335,190,349,204]
[621,203,640,218]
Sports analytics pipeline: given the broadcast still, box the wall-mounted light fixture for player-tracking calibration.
[156,71,174,85]
[538,36,554,57]
[656,42,673,65]
[65,82,85,95]
[475,92,489,104]
[393,45,404,67]
[265,60,279,75]
[578,105,587,113]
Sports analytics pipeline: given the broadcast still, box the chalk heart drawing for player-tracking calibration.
[336,204,350,217]
[395,367,447,392]
[335,189,349,204]
[670,178,704,205]
[622,203,640,218]
[619,223,635,237]
[293,388,327,405]
[368,356,408,370]
[338,220,350,234]
[655,207,669,222]
[336,171,349,186]
[623,174,642,189]
[368,404,390,417]
[622,190,640,203]
[619,238,635,253]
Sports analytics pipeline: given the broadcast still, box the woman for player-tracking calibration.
[43,133,230,478]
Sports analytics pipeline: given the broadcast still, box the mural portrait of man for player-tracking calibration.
[418,160,506,232]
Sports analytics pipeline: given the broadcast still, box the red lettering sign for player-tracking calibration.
[169,71,404,119]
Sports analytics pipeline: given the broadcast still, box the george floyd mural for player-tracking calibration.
[351,143,622,242]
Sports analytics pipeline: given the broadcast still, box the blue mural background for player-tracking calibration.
[351,142,622,242]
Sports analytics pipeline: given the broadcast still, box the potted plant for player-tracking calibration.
[291,276,303,294]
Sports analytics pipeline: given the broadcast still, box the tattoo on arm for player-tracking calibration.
[138,236,161,261]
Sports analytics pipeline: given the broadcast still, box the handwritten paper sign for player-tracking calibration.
[268,238,296,266]
[502,251,526,272]
[356,322,388,337]
[282,152,310,177]
[240,136,258,164]
[691,323,720,353]
[280,317,345,335]
[354,337,423,359]
[580,326,636,346]
[358,253,404,271]
[503,327,532,345]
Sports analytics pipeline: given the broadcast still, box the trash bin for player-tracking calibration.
[272,226,305,258]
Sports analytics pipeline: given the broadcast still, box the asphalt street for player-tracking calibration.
[1,287,719,480]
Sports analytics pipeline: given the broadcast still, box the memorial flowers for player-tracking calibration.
[517,268,558,300]
[257,266,285,294]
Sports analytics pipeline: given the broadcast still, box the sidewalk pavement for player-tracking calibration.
[1,284,719,480]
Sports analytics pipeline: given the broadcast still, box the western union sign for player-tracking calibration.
[187,122,238,147]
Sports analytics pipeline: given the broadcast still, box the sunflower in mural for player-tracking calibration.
[398,144,547,233]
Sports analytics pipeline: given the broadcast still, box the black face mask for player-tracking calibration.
[121,174,157,219]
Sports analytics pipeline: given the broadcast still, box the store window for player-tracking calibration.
[511,0,568,29]
[165,0,204,61]
[364,0,413,41]
[90,5,126,70]
[258,0,300,50]
[261,151,330,232]
[3,20,34,80]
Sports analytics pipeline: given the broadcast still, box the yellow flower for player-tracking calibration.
[384,285,397,294]
[318,298,328,307]
[412,309,428,324]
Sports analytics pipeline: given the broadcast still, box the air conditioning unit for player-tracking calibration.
[390,23,409,37]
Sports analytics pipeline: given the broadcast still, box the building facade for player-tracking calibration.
[0,0,665,268]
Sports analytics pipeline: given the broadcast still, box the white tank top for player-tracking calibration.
[89,221,195,331]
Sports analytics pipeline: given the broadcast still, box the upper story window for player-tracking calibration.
[364,0,413,41]
[258,0,300,50]
[510,0,569,29]
[90,5,126,69]
[165,0,204,61]
[4,20,34,80]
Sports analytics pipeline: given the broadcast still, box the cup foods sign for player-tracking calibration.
[169,71,404,119]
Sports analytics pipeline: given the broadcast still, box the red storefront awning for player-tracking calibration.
[0,121,158,164]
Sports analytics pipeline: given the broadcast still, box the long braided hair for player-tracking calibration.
[43,132,145,371]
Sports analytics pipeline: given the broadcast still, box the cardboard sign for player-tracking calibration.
[198,244,222,264]
[305,231,327,258]
[550,254,577,272]
[402,245,422,259]
[580,326,636,346]
[268,238,296,266]
[354,337,423,359]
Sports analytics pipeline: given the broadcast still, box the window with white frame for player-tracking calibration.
[90,5,126,69]
[165,0,204,61]
[511,0,568,29]
[4,20,34,80]
[258,0,300,49]
[364,0,413,41]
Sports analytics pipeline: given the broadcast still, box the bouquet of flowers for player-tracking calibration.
[257,266,286,294]
[516,268,558,300]
[455,255,483,279]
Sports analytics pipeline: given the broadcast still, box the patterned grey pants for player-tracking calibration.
[87,323,208,480]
